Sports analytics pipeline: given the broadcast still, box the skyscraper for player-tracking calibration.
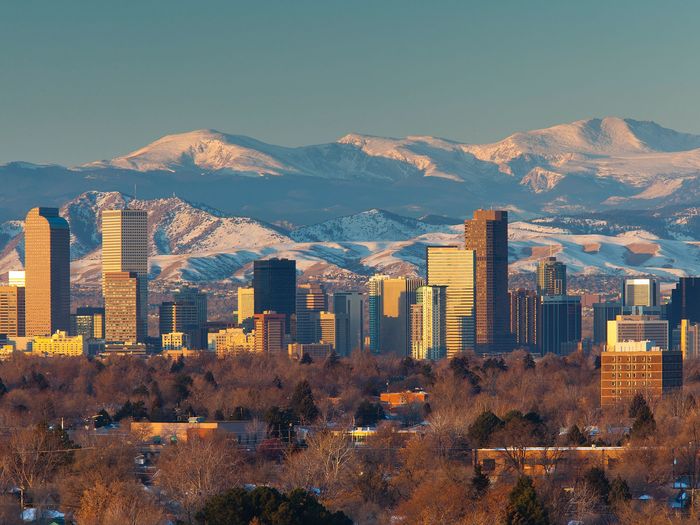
[24,207,71,336]
[237,287,255,325]
[538,295,581,356]
[411,285,447,361]
[159,301,199,348]
[174,286,208,348]
[426,246,476,356]
[70,306,105,340]
[319,311,350,356]
[296,283,327,344]
[622,277,660,310]
[509,289,538,350]
[592,302,622,345]
[253,259,296,334]
[536,257,566,296]
[368,275,423,356]
[0,285,25,337]
[254,311,286,354]
[332,291,365,353]
[104,272,141,343]
[668,277,700,334]
[464,209,510,353]
[102,209,148,341]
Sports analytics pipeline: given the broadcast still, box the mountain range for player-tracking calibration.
[0,191,698,285]
[4,117,700,226]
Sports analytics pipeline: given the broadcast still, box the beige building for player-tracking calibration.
[411,285,447,361]
[214,327,256,356]
[318,311,349,356]
[426,246,475,356]
[102,209,148,340]
[607,315,668,351]
[25,208,71,336]
[677,319,700,360]
[254,312,286,355]
[104,272,141,343]
[32,331,85,357]
[162,331,191,350]
[288,342,333,360]
[369,276,424,356]
[237,287,255,325]
[0,285,25,337]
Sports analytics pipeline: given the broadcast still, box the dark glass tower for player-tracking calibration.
[253,258,296,334]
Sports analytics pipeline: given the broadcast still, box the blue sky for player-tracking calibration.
[1,1,698,165]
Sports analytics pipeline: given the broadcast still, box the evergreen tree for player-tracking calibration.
[289,380,319,423]
[300,353,313,365]
[609,476,632,505]
[170,355,185,373]
[582,467,610,502]
[468,410,504,447]
[354,400,385,427]
[522,353,536,370]
[503,476,549,525]
[567,424,587,446]
[471,464,490,498]
[628,393,648,418]
[0,377,8,396]
[630,405,656,440]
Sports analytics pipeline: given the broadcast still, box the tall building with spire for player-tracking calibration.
[24,207,71,336]
[102,209,148,341]
[464,209,510,353]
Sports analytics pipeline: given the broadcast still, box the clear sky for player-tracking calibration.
[1,0,699,165]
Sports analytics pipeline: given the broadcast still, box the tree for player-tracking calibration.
[468,411,503,447]
[300,353,313,365]
[628,393,648,419]
[354,400,385,427]
[522,353,536,370]
[94,408,113,429]
[195,486,352,525]
[582,467,610,503]
[471,464,490,498]
[630,405,656,440]
[566,425,587,446]
[289,380,319,424]
[76,480,165,525]
[609,476,632,505]
[265,406,296,442]
[504,476,549,525]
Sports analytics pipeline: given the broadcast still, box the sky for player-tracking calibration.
[1,1,699,165]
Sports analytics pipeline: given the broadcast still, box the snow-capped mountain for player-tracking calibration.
[0,191,699,286]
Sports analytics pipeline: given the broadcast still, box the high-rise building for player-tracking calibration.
[607,315,668,351]
[237,287,255,325]
[254,311,286,355]
[174,286,208,349]
[159,301,199,348]
[536,257,567,296]
[509,289,537,350]
[676,319,700,360]
[600,340,682,407]
[162,332,191,350]
[332,291,365,354]
[464,209,510,353]
[102,209,148,340]
[367,275,423,356]
[668,277,700,335]
[296,283,327,344]
[592,302,623,345]
[411,285,447,361]
[253,259,296,334]
[622,277,660,309]
[0,285,25,337]
[70,306,105,340]
[318,311,350,356]
[8,271,25,287]
[104,272,141,343]
[24,207,71,336]
[538,295,581,356]
[426,246,476,356]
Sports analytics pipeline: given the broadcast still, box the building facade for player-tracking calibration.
[464,209,510,353]
[24,207,71,336]
[0,285,25,337]
[214,327,256,356]
[593,302,622,345]
[296,283,327,344]
[607,315,668,351]
[622,277,660,309]
[538,295,581,356]
[536,257,567,296]
[368,275,423,356]
[253,312,286,355]
[253,259,296,334]
[509,289,538,350]
[426,246,476,356]
[411,285,447,361]
[237,287,255,325]
[32,331,85,357]
[332,291,365,354]
[70,306,105,341]
[318,311,349,356]
[104,272,141,343]
[173,286,208,349]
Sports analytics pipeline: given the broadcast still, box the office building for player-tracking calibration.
[600,340,682,407]
[162,332,191,351]
[254,311,286,355]
[8,271,25,287]
[32,331,85,357]
[237,287,255,325]
[536,257,566,296]
[332,291,365,353]
[367,275,423,356]
[509,289,538,350]
[675,320,700,360]
[668,277,700,335]
[538,295,581,356]
[318,311,350,356]
[296,283,327,344]
[24,207,71,336]
[593,302,622,345]
[0,285,25,337]
[102,209,148,341]
[622,277,659,309]
[159,301,200,349]
[411,285,447,361]
[173,286,208,348]
[426,246,476,356]
[288,342,333,361]
[70,306,105,341]
[104,272,141,343]
[214,327,256,357]
[253,259,296,334]
[607,315,668,351]
[464,209,510,353]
